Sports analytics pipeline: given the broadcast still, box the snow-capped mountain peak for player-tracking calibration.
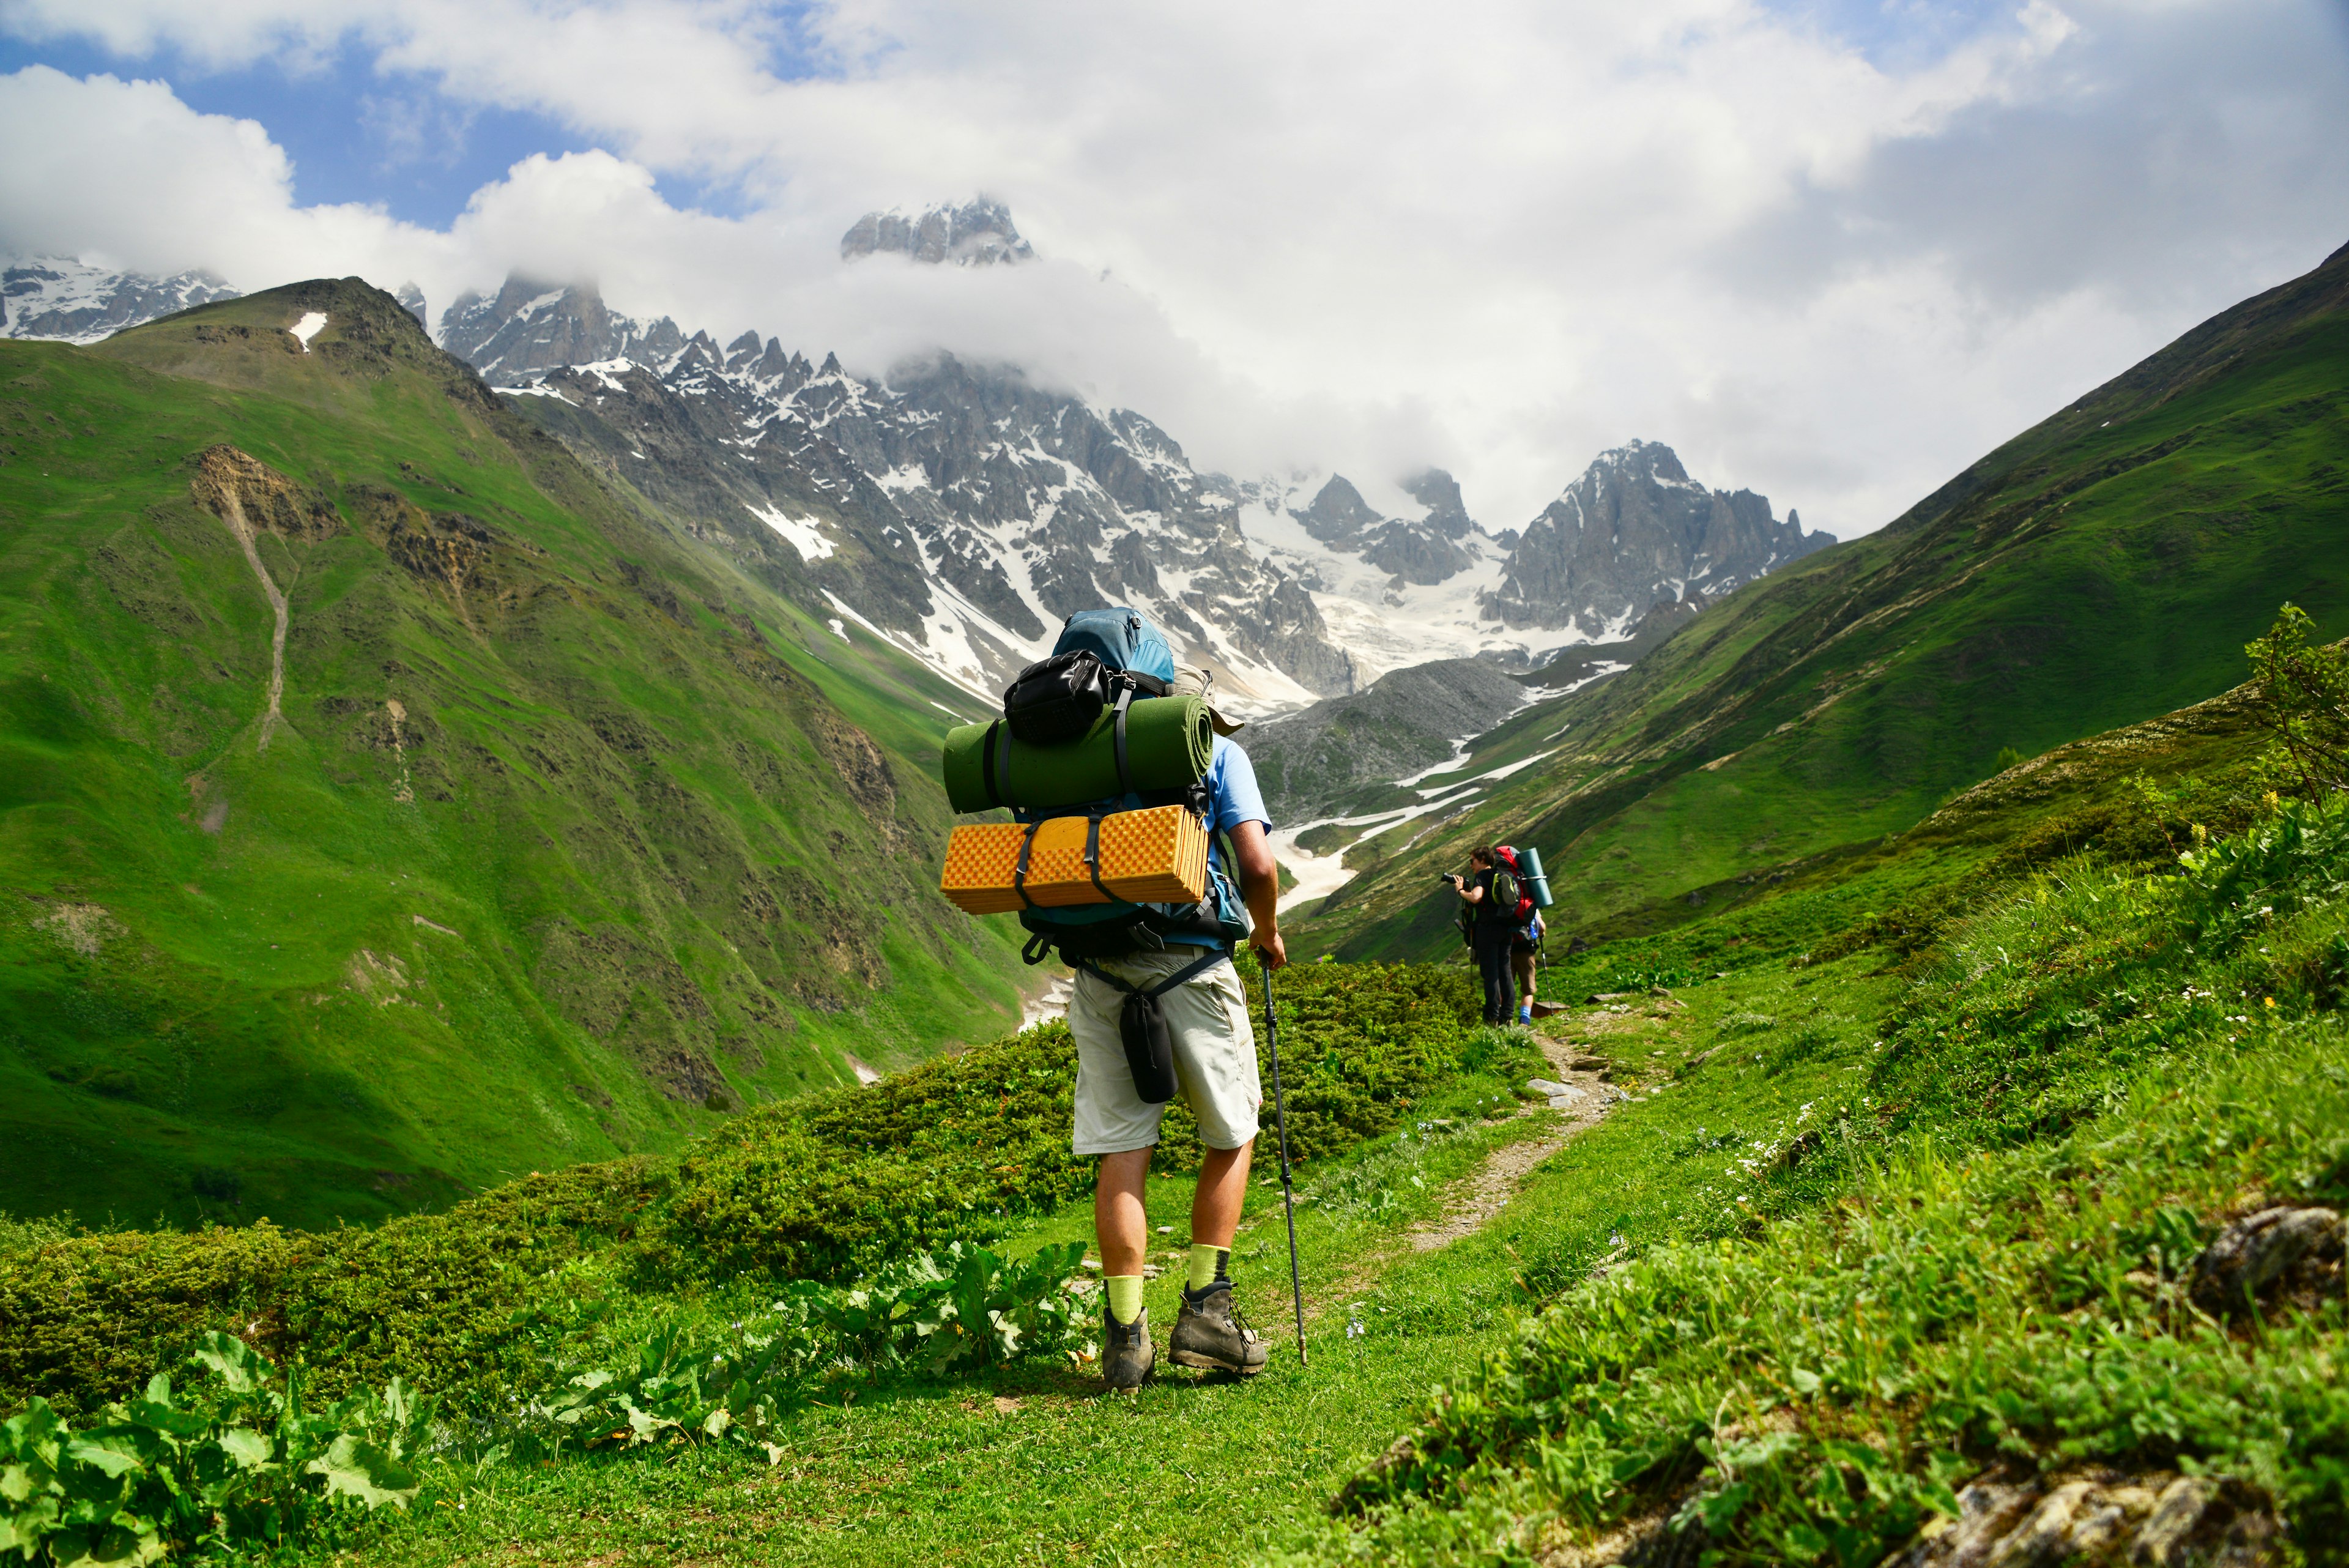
[841,199,1035,267]
[2,257,239,344]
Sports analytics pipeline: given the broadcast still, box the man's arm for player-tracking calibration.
[1230,819,1286,970]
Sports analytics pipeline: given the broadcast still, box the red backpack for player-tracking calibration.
[1491,846,1535,925]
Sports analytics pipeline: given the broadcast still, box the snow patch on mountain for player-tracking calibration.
[744,503,836,561]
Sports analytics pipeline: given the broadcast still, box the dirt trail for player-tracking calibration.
[217,488,290,749]
[1400,1028,1623,1253]
[1297,1014,1647,1313]
[192,445,341,755]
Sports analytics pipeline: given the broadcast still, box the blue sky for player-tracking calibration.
[0,31,772,225]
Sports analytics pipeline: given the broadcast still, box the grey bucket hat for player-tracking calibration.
[1170,664,1245,736]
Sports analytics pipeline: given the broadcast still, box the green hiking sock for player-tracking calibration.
[1185,1244,1230,1293]
[1105,1274,1145,1325]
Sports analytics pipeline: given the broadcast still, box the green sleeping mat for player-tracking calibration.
[942,696,1214,812]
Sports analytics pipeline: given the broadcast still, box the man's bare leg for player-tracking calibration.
[1190,1140,1253,1249]
[1095,1147,1152,1279]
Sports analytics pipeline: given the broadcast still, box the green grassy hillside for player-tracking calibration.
[1298,241,2349,962]
[0,278,1034,1232]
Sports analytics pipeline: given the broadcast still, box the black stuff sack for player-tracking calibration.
[1004,650,1111,745]
[1119,989,1178,1104]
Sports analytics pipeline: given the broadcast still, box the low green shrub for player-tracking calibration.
[0,1161,666,1419]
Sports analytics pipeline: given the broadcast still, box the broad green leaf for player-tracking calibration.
[4,1401,63,1458]
[1694,1481,1751,1532]
[61,1438,143,1481]
[1,1460,41,1505]
[303,1436,419,1510]
[190,1332,272,1395]
[121,1400,206,1442]
[0,1493,61,1554]
[623,1408,677,1445]
[215,1429,273,1471]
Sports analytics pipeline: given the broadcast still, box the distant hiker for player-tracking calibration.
[1512,908,1544,1025]
[1446,844,1530,1025]
[955,613,1282,1390]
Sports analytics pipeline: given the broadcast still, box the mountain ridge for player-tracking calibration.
[0,245,1838,710]
[1290,237,2349,959]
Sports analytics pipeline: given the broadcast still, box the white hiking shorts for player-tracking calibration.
[1068,947,1263,1156]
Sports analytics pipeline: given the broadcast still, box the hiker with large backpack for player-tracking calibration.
[1445,844,1531,1025]
[934,608,1285,1390]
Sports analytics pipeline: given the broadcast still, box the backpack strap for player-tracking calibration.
[1075,948,1228,999]
[979,719,1003,808]
[994,720,1015,809]
[1011,818,1044,909]
[1110,686,1135,796]
[1082,811,1113,902]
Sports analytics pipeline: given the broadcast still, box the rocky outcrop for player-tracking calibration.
[1888,1470,2279,1567]
[1405,469,1476,540]
[2188,1204,2343,1315]
[841,198,1035,266]
[1485,440,1830,634]
[1297,472,1477,586]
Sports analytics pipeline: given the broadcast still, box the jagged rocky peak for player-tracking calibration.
[1,256,240,344]
[1483,438,1831,635]
[395,282,427,324]
[1291,471,1479,589]
[436,275,687,386]
[1299,475,1382,548]
[840,198,1036,267]
[1403,469,1475,540]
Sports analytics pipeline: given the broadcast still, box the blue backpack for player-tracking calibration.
[1058,608,1175,684]
[1013,609,1250,965]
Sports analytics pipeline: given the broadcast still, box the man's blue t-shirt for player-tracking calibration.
[1207,736,1271,861]
[1204,737,1270,937]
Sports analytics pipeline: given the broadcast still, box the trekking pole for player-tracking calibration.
[1256,954,1309,1367]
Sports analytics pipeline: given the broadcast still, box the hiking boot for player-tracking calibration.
[1170,1284,1269,1375]
[1102,1306,1154,1389]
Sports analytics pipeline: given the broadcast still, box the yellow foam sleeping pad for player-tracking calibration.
[939,804,1210,915]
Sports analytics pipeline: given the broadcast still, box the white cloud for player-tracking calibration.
[2,0,2344,536]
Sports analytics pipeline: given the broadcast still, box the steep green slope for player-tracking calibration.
[1301,240,2349,960]
[0,279,1030,1232]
